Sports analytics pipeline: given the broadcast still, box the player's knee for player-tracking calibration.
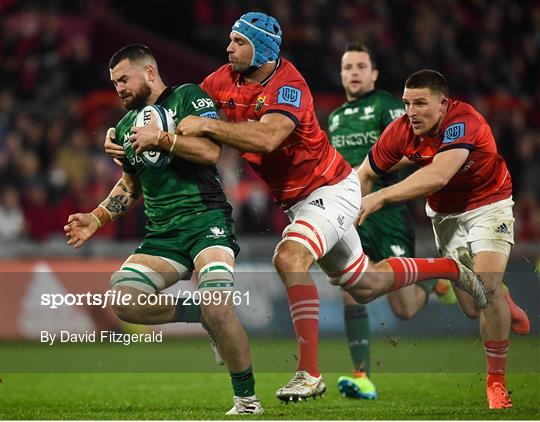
[272,246,295,273]
[391,305,416,320]
[358,269,382,303]
[352,285,378,304]
[111,301,137,323]
[344,278,377,304]
[352,293,373,305]
[272,241,312,273]
[109,265,163,323]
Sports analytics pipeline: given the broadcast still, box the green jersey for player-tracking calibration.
[115,84,231,234]
[328,89,405,190]
[329,89,415,260]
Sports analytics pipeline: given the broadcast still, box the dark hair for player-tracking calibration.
[405,69,449,97]
[109,44,155,69]
[344,42,377,69]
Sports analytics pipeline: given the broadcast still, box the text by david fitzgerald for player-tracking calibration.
[41,330,163,346]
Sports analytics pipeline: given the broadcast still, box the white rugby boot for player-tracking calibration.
[276,370,326,402]
[225,395,264,415]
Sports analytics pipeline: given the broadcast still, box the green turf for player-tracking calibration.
[1,373,538,419]
[1,339,539,419]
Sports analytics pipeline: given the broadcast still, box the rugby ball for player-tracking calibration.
[134,104,175,169]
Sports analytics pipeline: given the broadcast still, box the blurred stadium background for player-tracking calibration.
[1,0,539,370]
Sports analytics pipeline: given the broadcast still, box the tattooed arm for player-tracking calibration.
[94,172,142,225]
[64,172,141,248]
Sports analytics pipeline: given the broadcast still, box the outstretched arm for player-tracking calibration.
[179,112,296,153]
[358,148,470,225]
[64,172,142,248]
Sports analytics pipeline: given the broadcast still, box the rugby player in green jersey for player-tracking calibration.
[64,44,263,415]
[328,43,454,400]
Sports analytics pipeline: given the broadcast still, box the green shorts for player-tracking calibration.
[134,209,239,271]
[358,205,415,261]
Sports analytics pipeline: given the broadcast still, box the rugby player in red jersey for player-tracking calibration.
[357,69,530,409]
[105,13,488,404]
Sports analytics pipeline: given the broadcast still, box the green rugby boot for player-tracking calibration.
[338,372,377,400]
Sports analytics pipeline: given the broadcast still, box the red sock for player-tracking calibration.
[484,340,509,386]
[286,284,320,377]
[387,257,459,291]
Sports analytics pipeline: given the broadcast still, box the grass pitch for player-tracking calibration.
[1,338,538,419]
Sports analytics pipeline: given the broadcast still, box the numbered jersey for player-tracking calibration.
[369,99,513,213]
[114,84,231,233]
[201,58,351,209]
[328,89,405,190]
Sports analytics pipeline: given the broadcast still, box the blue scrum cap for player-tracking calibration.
[231,12,282,69]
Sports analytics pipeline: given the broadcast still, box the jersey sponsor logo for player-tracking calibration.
[255,95,266,111]
[389,107,405,120]
[200,111,219,119]
[443,122,465,143]
[390,244,406,257]
[277,86,301,108]
[329,115,339,132]
[331,131,379,148]
[308,198,325,209]
[359,105,375,120]
[191,97,214,111]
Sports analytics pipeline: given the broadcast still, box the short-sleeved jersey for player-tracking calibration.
[369,100,512,213]
[328,89,405,190]
[201,58,351,209]
[115,84,231,233]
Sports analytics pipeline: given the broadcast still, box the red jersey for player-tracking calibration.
[369,100,512,213]
[201,58,351,208]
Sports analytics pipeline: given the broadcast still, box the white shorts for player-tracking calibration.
[282,171,368,281]
[427,197,515,257]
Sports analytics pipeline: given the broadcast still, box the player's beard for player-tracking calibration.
[123,83,152,110]
[345,83,369,100]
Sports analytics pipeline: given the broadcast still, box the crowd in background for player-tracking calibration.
[1,0,539,243]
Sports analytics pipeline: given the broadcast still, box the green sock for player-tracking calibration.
[173,298,201,323]
[417,279,437,306]
[344,304,370,375]
[230,365,255,397]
